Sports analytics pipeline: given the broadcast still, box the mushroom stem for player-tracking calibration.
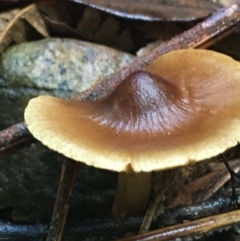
[113,172,152,215]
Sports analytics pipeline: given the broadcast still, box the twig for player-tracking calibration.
[0,221,47,241]
[157,196,235,227]
[116,208,240,241]
[0,122,29,146]
[197,158,240,201]
[46,159,78,241]
[0,122,34,156]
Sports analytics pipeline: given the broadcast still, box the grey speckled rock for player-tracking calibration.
[0,38,135,128]
[0,38,134,222]
[1,38,134,95]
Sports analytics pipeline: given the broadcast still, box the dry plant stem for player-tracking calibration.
[0,122,34,156]
[74,2,240,101]
[46,159,77,241]
[199,25,239,49]
[0,122,28,146]
[0,4,49,53]
[117,209,240,241]
[57,160,78,241]
[197,158,240,201]
[1,3,240,156]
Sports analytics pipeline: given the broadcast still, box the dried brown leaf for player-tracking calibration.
[37,2,137,52]
[0,4,49,54]
[170,170,220,207]
[0,0,33,7]
[0,8,20,35]
[71,0,222,21]
[170,158,240,207]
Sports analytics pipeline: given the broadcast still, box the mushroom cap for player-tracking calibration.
[25,49,240,172]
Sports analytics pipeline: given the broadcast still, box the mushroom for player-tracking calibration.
[24,49,240,215]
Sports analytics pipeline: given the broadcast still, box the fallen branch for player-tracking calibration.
[0,122,34,156]
[117,208,240,241]
[46,159,77,241]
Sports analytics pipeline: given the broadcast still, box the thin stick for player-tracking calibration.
[57,160,78,241]
[0,122,34,156]
[45,159,78,241]
[197,158,240,201]
[0,122,29,146]
[116,209,240,241]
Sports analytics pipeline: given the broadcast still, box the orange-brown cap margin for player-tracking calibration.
[24,49,240,172]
